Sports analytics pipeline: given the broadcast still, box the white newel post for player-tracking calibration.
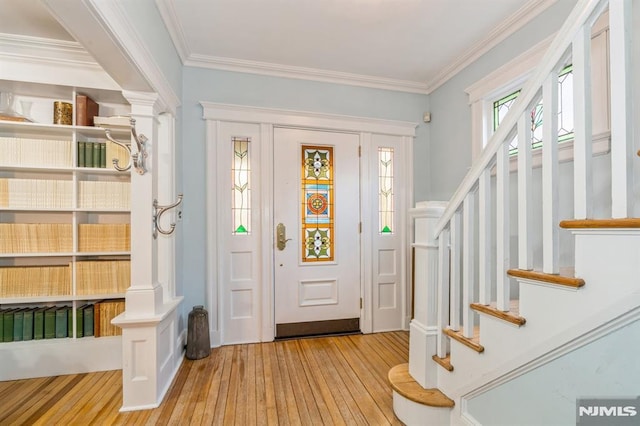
[409,201,447,388]
[112,91,183,412]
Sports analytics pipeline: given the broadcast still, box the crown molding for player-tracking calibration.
[154,0,189,63]
[426,0,559,94]
[187,54,430,94]
[0,32,97,65]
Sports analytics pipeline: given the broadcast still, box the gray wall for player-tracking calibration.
[179,67,430,321]
[467,319,640,426]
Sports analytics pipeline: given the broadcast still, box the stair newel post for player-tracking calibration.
[436,227,451,359]
[609,0,634,218]
[496,137,511,311]
[409,202,447,388]
[462,193,476,339]
[542,71,560,274]
[450,211,462,330]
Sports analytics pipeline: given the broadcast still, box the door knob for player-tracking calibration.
[276,223,292,250]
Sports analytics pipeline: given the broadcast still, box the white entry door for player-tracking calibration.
[273,127,361,338]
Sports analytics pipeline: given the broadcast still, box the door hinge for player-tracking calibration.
[359,222,362,233]
[358,146,361,157]
[360,297,363,309]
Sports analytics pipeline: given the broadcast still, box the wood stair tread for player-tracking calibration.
[388,363,454,408]
[560,218,640,228]
[432,355,454,372]
[470,301,526,326]
[507,269,585,288]
[443,327,484,353]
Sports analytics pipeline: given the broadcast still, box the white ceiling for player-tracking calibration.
[0,0,555,94]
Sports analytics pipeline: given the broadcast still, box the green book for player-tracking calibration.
[13,308,25,341]
[55,306,68,338]
[68,307,74,337]
[75,305,85,338]
[92,142,100,168]
[44,307,57,339]
[85,142,94,168]
[100,143,106,168]
[83,304,94,337]
[3,309,16,342]
[0,309,4,342]
[77,142,86,167]
[22,308,34,341]
[33,307,47,340]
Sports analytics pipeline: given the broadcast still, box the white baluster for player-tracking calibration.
[518,110,533,270]
[450,211,462,331]
[497,139,510,311]
[478,168,492,305]
[609,0,633,218]
[543,71,559,274]
[437,229,450,359]
[463,193,476,339]
[572,24,593,219]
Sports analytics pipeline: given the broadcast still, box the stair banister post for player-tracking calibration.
[408,201,447,388]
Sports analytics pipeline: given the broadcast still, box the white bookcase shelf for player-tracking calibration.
[0,79,131,379]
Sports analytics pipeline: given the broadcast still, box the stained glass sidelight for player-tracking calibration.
[378,147,394,234]
[301,145,334,262]
[232,137,250,234]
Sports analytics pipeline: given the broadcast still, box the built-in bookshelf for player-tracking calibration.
[0,80,131,377]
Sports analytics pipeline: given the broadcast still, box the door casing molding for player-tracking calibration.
[202,102,417,344]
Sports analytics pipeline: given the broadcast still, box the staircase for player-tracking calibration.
[391,0,640,424]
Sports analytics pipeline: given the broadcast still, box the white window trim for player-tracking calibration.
[466,14,611,169]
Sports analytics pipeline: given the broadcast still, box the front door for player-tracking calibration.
[273,127,361,338]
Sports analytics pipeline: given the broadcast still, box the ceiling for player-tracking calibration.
[1,0,553,94]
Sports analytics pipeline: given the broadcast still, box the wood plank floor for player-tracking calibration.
[0,331,408,425]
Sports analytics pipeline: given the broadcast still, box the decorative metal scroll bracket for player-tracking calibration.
[102,117,148,175]
[153,194,183,239]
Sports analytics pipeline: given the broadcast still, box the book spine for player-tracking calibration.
[83,304,94,337]
[3,310,14,342]
[94,302,101,337]
[0,310,3,342]
[92,142,100,169]
[13,309,24,341]
[56,306,68,338]
[76,94,88,126]
[76,306,84,338]
[78,142,86,167]
[44,308,56,339]
[34,308,45,340]
[23,309,34,341]
[100,143,106,168]
[85,143,94,168]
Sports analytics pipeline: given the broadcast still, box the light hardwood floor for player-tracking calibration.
[0,331,408,425]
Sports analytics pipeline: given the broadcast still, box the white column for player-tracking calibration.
[112,91,183,412]
[409,201,446,389]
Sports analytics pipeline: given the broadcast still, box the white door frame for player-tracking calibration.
[203,102,417,344]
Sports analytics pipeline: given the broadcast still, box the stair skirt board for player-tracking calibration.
[453,293,640,404]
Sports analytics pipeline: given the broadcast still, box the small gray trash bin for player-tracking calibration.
[186,305,211,360]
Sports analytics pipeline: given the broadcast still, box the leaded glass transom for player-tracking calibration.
[493,65,574,153]
[232,137,250,234]
[378,147,394,234]
[301,145,334,262]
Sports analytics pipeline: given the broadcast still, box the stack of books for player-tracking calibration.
[0,178,73,209]
[0,223,73,253]
[75,260,130,295]
[78,224,130,252]
[0,299,125,342]
[77,181,130,209]
[0,137,73,168]
[0,265,71,298]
